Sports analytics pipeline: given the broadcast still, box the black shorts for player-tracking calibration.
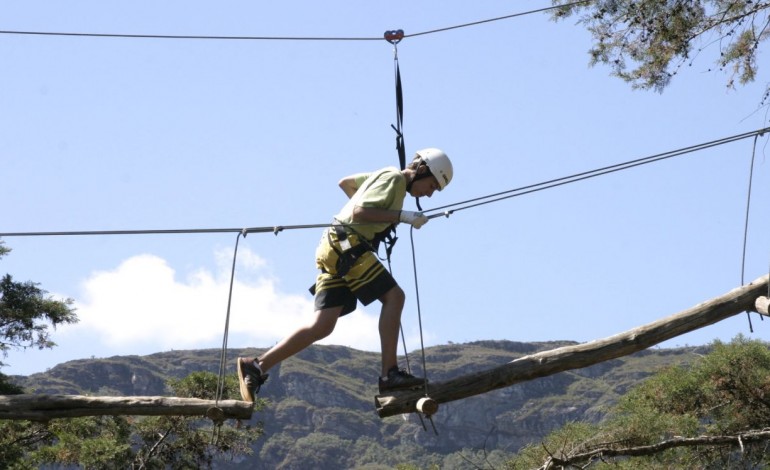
[312,232,397,316]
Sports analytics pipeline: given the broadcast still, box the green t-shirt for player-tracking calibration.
[334,167,406,241]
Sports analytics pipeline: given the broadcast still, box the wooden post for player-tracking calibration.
[0,395,254,421]
[375,274,769,418]
[756,296,769,316]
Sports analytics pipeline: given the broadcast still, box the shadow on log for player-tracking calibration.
[375,274,770,418]
[0,395,254,421]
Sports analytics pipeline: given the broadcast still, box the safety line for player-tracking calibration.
[0,1,590,42]
[2,127,768,240]
[741,134,762,332]
[423,126,770,218]
[741,134,759,288]
[0,224,328,238]
[215,231,244,406]
[406,1,590,39]
[408,226,430,400]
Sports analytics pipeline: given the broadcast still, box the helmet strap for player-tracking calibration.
[406,164,430,211]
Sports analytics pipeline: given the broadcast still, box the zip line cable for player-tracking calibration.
[0,1,590,42]
[1,127,768,240]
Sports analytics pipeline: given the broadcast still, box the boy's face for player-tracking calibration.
[409,175,441,198]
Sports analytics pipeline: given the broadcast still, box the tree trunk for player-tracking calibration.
[375,274,770,418]
[0,394,253,421]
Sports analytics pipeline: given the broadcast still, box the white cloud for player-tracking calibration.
[69,249,384,353]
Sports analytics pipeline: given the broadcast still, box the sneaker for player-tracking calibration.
[378,366,426,393]
[236,357,268,402]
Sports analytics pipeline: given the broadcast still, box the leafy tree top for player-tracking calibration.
[551,0,769,98]
[0,241,78,372]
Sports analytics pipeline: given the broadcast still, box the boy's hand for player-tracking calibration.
[399,211,429,229]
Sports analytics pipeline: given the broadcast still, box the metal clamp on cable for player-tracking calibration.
[427,210,454,220]
[384,29,404,44]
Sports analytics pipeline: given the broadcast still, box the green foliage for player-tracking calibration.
[0,421,54,470]
[31,416,133,469]
[505,421,600,469]
[130,371,264,469]
[168,370,242,401]
[551,0,770,95]
[506,335,770,468]
[0,240,78,392]
[0,260,78,372]
[0,371,24,394]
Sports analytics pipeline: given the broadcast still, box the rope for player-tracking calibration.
[741,134,762,331]
[0,1,591,42]
[3,128,768,241]
[423,126,770,218]
[215,230,247,405]
[0,222,337,238]
[408,226,430,400]
[385,30,407,172]
[384,30,415,382]
[383,35,433,430]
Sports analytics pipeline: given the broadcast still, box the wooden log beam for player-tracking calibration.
[376,274,769,418]
[0,395,254,421]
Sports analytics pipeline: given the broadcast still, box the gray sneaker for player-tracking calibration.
[236,357,268,402]
[378,366,426,393]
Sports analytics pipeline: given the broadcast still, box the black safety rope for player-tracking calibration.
[384,27,407,335]
[385,29,406,172]
[383,30,434,432]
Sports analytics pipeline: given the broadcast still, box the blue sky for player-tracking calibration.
[2,1,769,377]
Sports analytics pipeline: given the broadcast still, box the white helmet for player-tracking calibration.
[415,148,453,190]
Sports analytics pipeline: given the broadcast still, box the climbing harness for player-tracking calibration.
[327,223,372,278]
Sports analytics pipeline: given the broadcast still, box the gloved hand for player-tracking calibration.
[399,210,429,229]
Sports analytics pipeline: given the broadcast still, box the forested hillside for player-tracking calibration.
[12,341,705,469]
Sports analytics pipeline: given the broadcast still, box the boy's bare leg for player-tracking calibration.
[257,306,343,373]
[378,285,406,377]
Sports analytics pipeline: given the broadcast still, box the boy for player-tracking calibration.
[237,148,453,401]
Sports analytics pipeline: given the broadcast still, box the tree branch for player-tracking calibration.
[545,428,770,468]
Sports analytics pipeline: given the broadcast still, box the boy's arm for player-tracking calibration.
[338,173,368,198]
